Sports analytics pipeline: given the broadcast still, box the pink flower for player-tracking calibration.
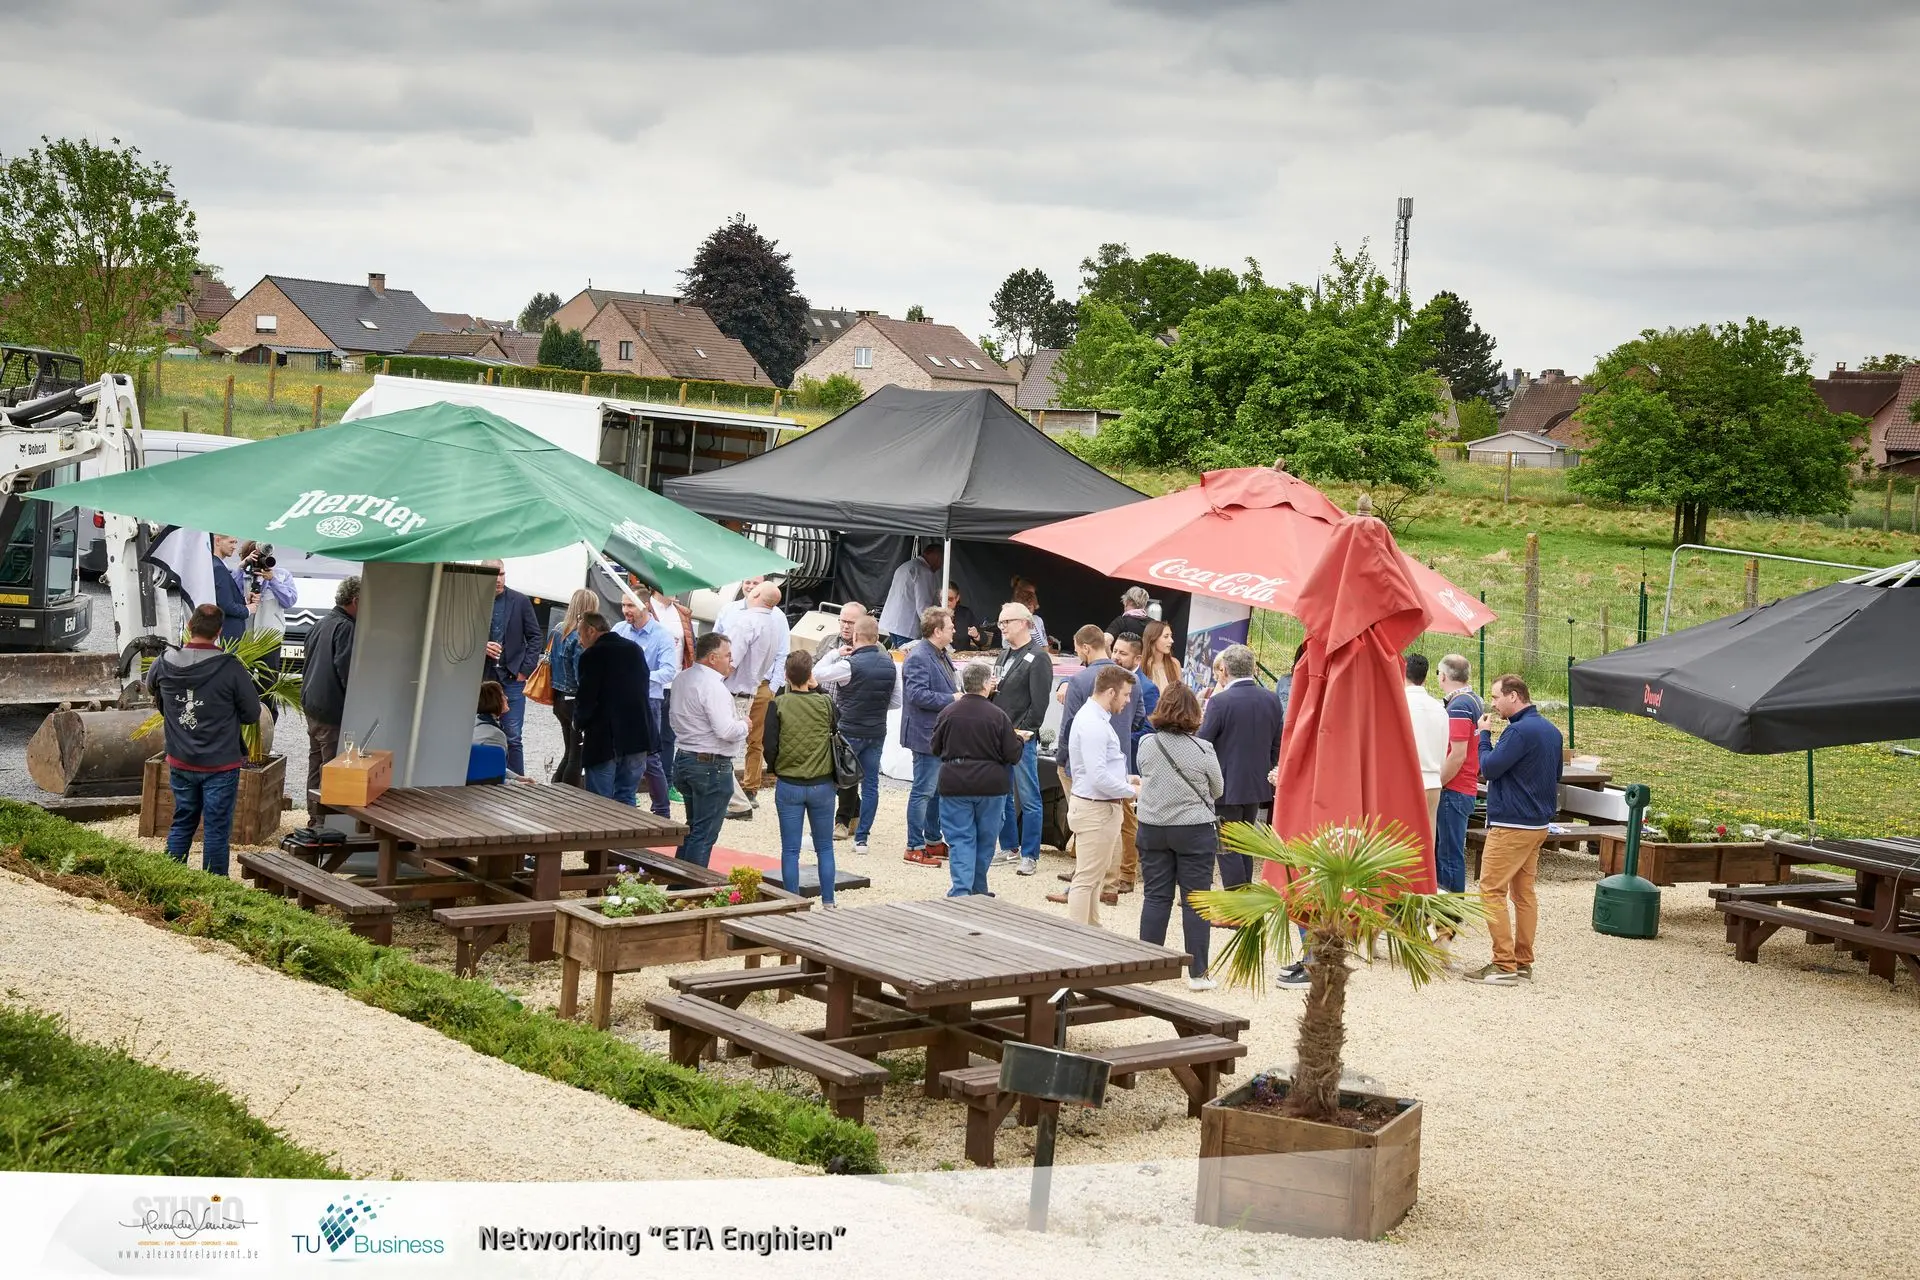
[1715,824,1728,837]
[728,890,742,904]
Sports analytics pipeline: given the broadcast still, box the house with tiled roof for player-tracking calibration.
[804,307,866,360]
[406,331,511,362]
[1812,363,1917,473]
[1466,429,1575,468]
[162,269,238,348]
[1499,369,1591,448]
[548,286,683,335]
[208,272,445,368]
[578,296,771,385]
[793,315,1017,403]
[1014,347,1118,437]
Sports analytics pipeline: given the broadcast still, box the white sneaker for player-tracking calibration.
[991,849,1019,866]
[853,841,869,856]
[1016,857,1037,877]
[1185,976,1217,992]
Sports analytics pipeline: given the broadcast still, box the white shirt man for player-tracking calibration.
[879,546,941,643]
[1062,668,1137,929]
[1404,654,1451,828]
[713,575,765,636]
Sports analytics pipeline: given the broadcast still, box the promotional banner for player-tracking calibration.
[1181,595,1251,694]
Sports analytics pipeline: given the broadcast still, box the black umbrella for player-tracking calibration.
[1568,561,1920,753]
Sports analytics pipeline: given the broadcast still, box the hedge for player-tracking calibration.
[0,1005,346,1177]
[373,356,786,414]
[0,802,880,1174]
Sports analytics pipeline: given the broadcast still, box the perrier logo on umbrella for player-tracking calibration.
[267,490,429,538]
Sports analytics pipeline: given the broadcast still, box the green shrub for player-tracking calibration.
[0,1006,345,1177]
[0,802,881,1174]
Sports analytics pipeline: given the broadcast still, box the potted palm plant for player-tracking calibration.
[1189,819,1483,1240]
[137,629,302,847]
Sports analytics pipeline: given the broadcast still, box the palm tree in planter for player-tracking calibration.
[1188,819,1484,1239]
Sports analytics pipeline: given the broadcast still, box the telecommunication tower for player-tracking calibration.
[1391,196,1414,315]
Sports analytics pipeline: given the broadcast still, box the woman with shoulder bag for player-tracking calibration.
[762,650,840,907]
[546,588,598,786]
[1135,683,1225,989]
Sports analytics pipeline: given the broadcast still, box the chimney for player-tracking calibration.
[1541,368,1564,380]
[1835,361,1847,373]
[368,273,386,296]
[918,315,933,324]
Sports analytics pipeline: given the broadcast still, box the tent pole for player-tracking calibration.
[941,537,951,607]
[404,562,445,787]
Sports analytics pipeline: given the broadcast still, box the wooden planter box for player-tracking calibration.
[140,754,288,849]
[1196,1077,1421,1240]
[1595,835,1785,887]
[555,884,812,1029]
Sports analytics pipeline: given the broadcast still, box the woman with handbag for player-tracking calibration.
[545,588,599,786]
[1135,682,1225,990]
[761,650,841,907]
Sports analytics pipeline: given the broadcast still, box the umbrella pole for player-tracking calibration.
[941,536,950,607]
[403,562,445,787]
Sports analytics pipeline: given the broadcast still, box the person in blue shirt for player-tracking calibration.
[1466,673,1563,986]
[613,594,681,818]
[544,588,600,786]
[208,535,251,642]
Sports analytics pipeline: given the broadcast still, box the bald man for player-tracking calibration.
[723,581,785,803]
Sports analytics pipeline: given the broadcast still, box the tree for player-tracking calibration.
[904,303,926,323]
[0,136,199,374]
[1567,319,1858,546]
[517,291,560,333]
[1455,397,1500,442]
[1400,291,1504,406]
[1049,299,1162,409]
[1078,242,1250,337]
[989,267,1078,360]
[1858,353,1913,371]
[536,321,601,372]
[976,333,1005,363]
[679,214,809,386]
[1082,245,1441,494]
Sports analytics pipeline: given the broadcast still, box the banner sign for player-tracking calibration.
[1181,595,1251,694]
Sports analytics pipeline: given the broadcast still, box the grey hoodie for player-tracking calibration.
[145,644,261,770]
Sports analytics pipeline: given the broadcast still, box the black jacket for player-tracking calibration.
[575,631,652,767]
[990,639,1053,734]
[211,552,249,642]
[486,587,544,685]
[145,643,261,770]
[836,645,896,741]
[1197,678,1286,807]
[300,606,355,726]
[930,695,1024,796]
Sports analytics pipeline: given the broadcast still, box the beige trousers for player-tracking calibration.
[1067,795,1125,927]
[1481,826,1548,969]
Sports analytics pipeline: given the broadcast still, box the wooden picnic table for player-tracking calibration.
[1738,834,1920,984]
[337,785,687,961]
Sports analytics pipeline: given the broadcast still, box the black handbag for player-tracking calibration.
[829,704,863,789]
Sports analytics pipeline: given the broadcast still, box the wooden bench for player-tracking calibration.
[667,963,811,1008]
[238,849,399,945]
[430,901,558,976]
[1467,824,1623,880]
[940,1034,1247,1167]
[1093,984,1251,1042]
[645,994,889,1122]
[1717,900,1920,983]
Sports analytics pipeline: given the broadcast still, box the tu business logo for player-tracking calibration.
[292,1192,445,1258]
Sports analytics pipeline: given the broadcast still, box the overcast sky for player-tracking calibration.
[6,0,1917,375]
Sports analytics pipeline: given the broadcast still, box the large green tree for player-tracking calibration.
[680,214,809,386]
[1078,243,1251,337]
[1081,245,1441,493]
[1049,299,1162,409]
[517,291,560,333]
[1567,320,1857,546]
[0,136,200,374]
[1400,290,1504,406]
[989,267,1078,358]
[1858,352,1912,371]
[537,321,601,372]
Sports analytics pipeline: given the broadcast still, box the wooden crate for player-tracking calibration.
[320,749,392,808]
[140,754,288,848]
[1594,835,1785,887]
[1196,1080,1421,1240]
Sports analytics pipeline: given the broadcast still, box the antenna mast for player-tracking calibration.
[1391,196,1414,331]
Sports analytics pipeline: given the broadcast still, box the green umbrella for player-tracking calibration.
[31,401,793,592]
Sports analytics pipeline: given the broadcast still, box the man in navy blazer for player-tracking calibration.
[483,560,546,775]
[574,612,653,806]
[1198,643,1285,889]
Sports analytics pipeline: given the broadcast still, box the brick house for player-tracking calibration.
[208,272,445,368]
[406,331,511,362]
[1015,347,1118,437]
[1499,368,1591,447]
[578,297,771,384]
[1813,363,1919,474]
[548,286,683,335]
[163,269,237,347]
[793,315,1016,403]
[804,306,864,361]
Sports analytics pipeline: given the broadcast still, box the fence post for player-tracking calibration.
[1637,579,1649,645]
[1522,532,1540,671]
[1504,452,1513,504]
[679,381,688,406]
[1477,592,1486,696]
[1912,486,1918,533]
[181,407,189,433]
[310,384,322,431]
[222,374,234,436]
[1744,558,1759,610]
[266,359,277,407]
[136,367,148,418]
[1600,603,1611,653]
[1884,477,1895,531]
[772,388,782,414]
[153,351,163,397]
[1566,655,1575,751]
[383,358,391,375]
[581,374,590,395]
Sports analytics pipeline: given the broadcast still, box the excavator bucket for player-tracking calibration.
[0,652,124,707]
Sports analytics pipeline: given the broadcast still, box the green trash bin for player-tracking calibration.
[1593,782,1660,938]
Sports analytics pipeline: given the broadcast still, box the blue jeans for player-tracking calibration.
[776,778,839,905]
[907,751,944,849]
[672,753,733,868]
[999,737,1042,858]
[941,794,1003,897]
[167,766,240,877]
[845,735,884,842]
[501,677,527,775]
[655,690,676,785]
[641,700,670,815]
[584,752,645,807]
[1435,788,1475,892]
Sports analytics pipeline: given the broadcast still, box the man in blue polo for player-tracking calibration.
[1467,673,1562,986]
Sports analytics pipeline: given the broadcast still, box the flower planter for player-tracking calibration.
[1594,835,1786,887]
[1196,1075,1422,1240]
[139,754,288,849]
[555,883,812,1029]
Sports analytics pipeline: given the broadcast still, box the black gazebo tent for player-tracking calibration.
[664,386,1167,639]
[1567,561,1920,753]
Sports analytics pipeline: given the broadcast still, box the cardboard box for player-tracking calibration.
[321,749,393,808]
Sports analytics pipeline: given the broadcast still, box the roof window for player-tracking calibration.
[966,358,983,369]
[926,355,943,367]
[359,319,379,330]
[694,348,708,358]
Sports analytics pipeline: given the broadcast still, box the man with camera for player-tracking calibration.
[235,540,296,673]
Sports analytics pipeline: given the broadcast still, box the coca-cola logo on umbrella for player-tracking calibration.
[1148,558,1287,604]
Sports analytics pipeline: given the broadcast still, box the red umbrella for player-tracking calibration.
[1011,466,1495,635]
[1268,513,1438,892]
